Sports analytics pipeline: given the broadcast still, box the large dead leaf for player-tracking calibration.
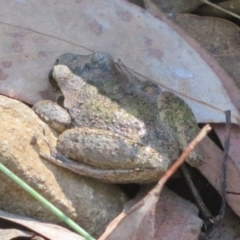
[0,0,239,124]
[0,229,34,240]
[100,187,202,240]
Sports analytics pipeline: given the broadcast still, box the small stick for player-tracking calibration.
[181,164,214,222]
[226,191,239,195]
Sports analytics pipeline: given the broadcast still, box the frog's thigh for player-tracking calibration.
[57,128,170,172]
[157,91,204,166]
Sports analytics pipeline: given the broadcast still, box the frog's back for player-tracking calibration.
[56,52,180,160]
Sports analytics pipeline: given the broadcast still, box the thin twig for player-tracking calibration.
[203,110,231,238]
[181,164,214,222]
[200,0,240,20]
[226,191,239,195]
[157,124,212,192]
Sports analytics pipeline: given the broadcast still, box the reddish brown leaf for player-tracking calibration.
[100,188,202,240]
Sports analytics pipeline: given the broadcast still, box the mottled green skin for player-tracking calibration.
[46,51,203,183]
[158,92,203,166]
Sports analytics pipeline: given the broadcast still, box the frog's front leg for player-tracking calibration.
[157,92,204,167]
[33,100,71,133]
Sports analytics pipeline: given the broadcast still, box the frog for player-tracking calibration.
[33,51,204,184]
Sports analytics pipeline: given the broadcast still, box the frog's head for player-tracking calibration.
[50,64,87,107]
[48,65,75,106]
[80,51,118,86]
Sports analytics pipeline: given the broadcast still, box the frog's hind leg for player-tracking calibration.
[157,91,204,167]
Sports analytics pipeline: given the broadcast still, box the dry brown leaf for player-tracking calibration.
[0,229,34,240]
[197,136,240,219]
[100,188,202,240]
[213,124,240,199]
[0,210,84,240]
